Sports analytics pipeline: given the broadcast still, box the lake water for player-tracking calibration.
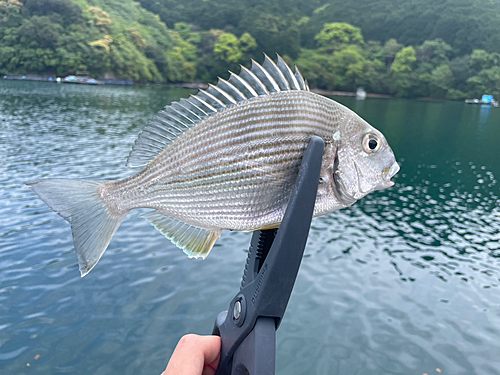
[1,80,499,375]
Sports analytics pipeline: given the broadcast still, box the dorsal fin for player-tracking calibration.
[262,54,289,91]
[294,65,308,91]
[126,54,309,168]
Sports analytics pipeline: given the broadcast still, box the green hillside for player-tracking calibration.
[1,0,499,98]
[0,0,195,82]
[139,0,500,56]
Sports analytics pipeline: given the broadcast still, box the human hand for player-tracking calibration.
[162,334,221,375]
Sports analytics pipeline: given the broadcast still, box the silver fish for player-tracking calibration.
[28,54,399,277]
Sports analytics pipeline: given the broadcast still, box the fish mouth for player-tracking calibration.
[332,152,356,206]
[383,161,400,181]
[375,161,400,190]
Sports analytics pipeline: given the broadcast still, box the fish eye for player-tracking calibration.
[363,134,381,154]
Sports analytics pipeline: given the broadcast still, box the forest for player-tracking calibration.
[1,0,500,98]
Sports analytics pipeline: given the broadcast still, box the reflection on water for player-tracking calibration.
[478,104,491,133]
[1,81,500,374]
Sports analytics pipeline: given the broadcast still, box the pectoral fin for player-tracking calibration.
[144,211,221,259]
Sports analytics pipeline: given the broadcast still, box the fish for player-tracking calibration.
[27,54,400,277]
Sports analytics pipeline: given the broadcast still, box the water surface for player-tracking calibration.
[1,81,499,374]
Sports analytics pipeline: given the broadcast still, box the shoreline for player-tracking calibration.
[310,88,393,99]
[2,75,468,102]
[175,84,395,99]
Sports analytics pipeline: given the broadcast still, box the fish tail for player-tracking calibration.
[27,178,127,277]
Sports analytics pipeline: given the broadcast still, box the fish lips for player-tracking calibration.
[375,161,400,190]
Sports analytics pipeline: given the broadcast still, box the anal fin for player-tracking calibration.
[144,211,221,259]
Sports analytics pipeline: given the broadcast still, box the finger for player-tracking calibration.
[202,348,220,375]
[162,334,221,375]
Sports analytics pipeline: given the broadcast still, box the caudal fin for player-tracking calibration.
[27,179,126,277]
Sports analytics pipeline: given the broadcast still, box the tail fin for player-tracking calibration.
[27,179,127,277]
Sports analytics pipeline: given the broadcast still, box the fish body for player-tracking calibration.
[107,91,342,229]
[28,55,399,277]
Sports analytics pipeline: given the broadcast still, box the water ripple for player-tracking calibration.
[1,82,500,374]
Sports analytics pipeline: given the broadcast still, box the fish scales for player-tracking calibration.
[154,93,332,173]
[122,93,337,191]
[28,54,399,276]
[105,92,339,228]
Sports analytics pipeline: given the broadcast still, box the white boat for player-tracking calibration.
[356,87,367,100]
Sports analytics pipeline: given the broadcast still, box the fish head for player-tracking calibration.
[332,114,399,205]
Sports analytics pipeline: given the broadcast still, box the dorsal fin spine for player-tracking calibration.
[294,65,306,90]
[142,125,173,141]
[150,122,180,139]
[190,94,217,113]
[180,98,208,117]
[158,112,188,132]
[209,83,237,104]
[217,77,247,101]
[263,54,290,91]
[251,58,280,93]
[206,86,231,105]
[176,101,202,121]
[228,71,258,98]
[239,65,269,95]
[171,102,201,122]
[169,110,196,127]
[147,124,177,141]
[162,111,188,133]
[179,98,208,120]
[139,134,168,149]
[277,55,300,90]
[168,107,195,126]
[157,112,187,133]
[199,89,227,108]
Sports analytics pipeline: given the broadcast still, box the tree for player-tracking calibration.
[382,39,403,69]
[330,46,367,90]
[430,64,454,96]
[1,0,499,98]
[214,33,242,64]
[173,22,201,46]
[392,46,417,74]
[166,46,196,82]
[315,22,364,52]
[448,55,474,93]
[470,49,495,71]
[239,32,257,54]
[299,3,336,49]
[23,0,82,26]
[88,6,112,31]
[391,46,417,96]
[0,0,23,28]
[295,49,336,90]
[241,13,301,59]
[89,35,113,53]
[19,16,62,49]
[467,66,500,98]
[416,39,453,65]
[213,31,257,66]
